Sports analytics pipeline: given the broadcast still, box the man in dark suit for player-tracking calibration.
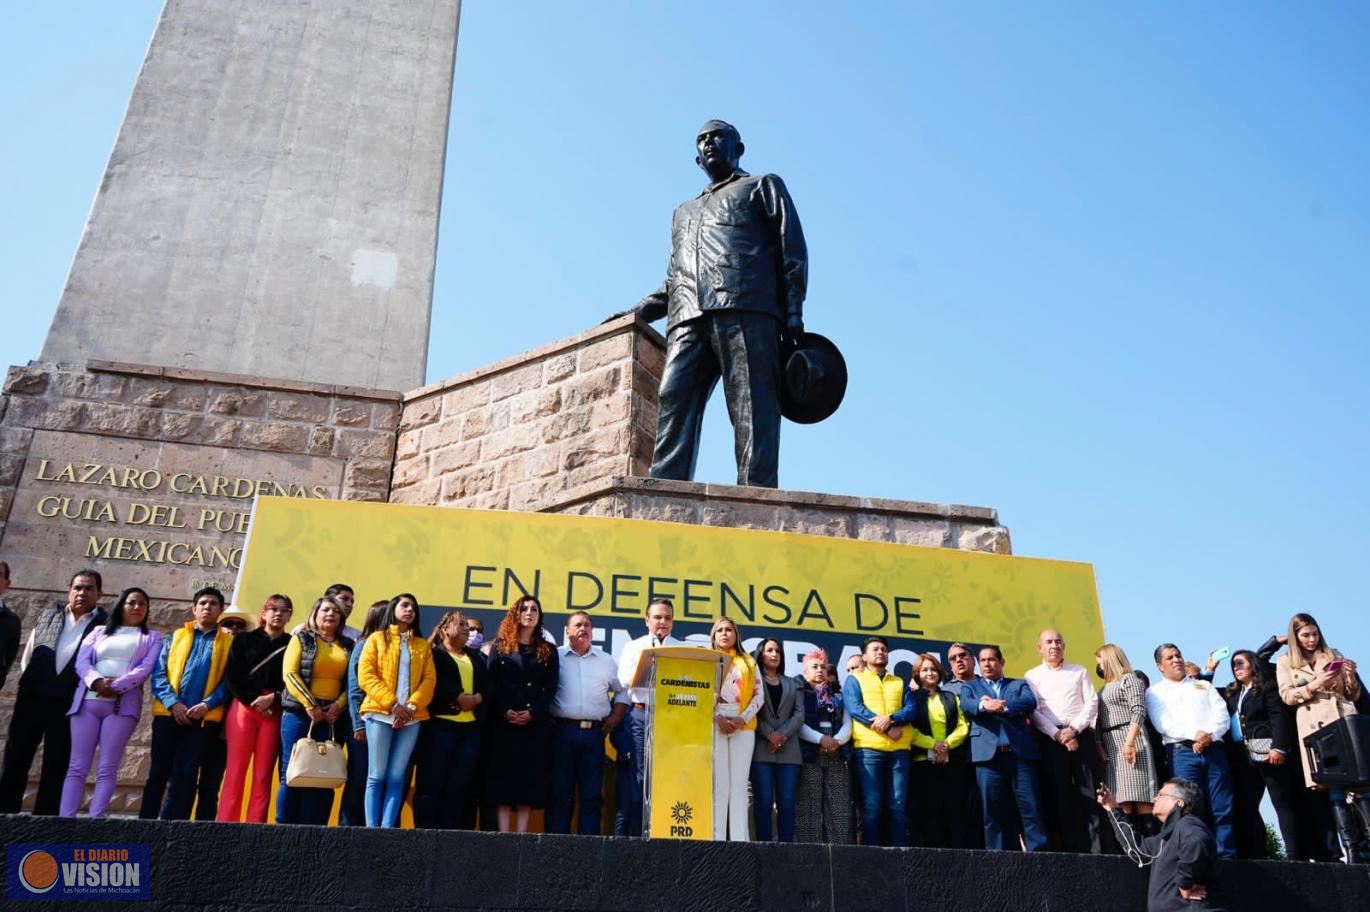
[959,644,1049,851]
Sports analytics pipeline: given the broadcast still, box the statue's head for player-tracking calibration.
[696,119,743,181]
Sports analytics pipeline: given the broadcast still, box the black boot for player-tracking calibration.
[1330,798,1370,864]
[1352,796,1370,864]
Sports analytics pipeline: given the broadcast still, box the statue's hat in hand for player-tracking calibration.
[780,332,847,424]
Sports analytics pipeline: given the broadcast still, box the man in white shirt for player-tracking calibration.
[1145,643,1237,859]
[1025,628,1104,853]
[0,569,106,815]
[547,611,626,835]
[615,598,683,836]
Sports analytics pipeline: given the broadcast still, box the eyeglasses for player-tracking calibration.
[948,653,971,661]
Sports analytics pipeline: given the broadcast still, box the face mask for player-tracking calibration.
[1095,664,1105,680]
[467,631,483,649]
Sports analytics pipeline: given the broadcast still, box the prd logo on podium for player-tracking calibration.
[670,801,695,837]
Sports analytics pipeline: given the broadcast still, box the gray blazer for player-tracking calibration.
[753,673,805,765]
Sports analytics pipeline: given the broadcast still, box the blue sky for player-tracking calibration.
[3,3,1368,681]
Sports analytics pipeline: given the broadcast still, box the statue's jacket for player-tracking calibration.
[636,169,807,329]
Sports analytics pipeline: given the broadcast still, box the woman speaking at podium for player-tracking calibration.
[710,617,762,841]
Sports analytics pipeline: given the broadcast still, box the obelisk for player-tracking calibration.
[40,0,462,390]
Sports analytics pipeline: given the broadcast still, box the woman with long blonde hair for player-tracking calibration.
[710,616,762,840]
[1093,644,1159,833]
[1276,612,1366,862]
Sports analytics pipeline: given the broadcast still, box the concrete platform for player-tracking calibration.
[3,816,1367,911]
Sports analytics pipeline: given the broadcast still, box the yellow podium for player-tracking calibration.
[629,646,728,840]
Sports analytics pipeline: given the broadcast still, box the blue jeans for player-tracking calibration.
[547,722,608,835]
[275,712,339,825]
[975,749,1048,851]
[140,715,211,821]
[1167,741,1236,858]
[365,718,420,827]
[751,761,801,842]
[412,719,481,829]
[854,749,911,846]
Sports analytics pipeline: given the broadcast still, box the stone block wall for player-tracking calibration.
[390,315,664,512]
[537,476,1013,554]
[0,359,402,814]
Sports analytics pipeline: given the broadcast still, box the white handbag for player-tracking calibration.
[285,721,347,788]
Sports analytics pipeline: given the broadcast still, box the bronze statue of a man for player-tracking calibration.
[623,119,808,488]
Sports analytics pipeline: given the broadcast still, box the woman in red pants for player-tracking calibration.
[216,595,293,822]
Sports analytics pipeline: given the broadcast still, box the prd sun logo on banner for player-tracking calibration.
[6,845,150,901]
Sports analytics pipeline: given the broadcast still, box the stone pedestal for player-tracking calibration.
[387,315,1010,555]
[390,315,665,511]
[537,476,1011,554]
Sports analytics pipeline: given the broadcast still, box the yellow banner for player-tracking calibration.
[646,652,719,839]
[234,497,1103,676]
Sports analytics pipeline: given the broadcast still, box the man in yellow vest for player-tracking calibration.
[139,586,232,820]
[843,636,917,846]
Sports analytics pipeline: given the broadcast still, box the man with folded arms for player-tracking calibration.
[960,645,1049,851]
[844,636,916,846]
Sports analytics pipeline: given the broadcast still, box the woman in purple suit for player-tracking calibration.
[60,588,163,817]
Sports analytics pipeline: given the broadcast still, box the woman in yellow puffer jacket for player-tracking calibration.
[357,593,435,827]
